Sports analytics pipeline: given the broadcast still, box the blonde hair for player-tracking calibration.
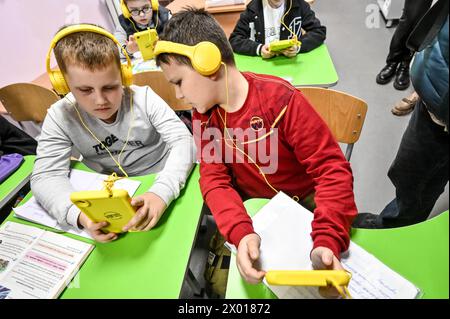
[54,26,121,74]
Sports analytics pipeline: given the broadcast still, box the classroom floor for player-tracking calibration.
[181,0,449,299]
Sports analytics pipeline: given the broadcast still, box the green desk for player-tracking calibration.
[234,44,339,88]
[225,199,449,299]
[0,155,35,210]
[4,161,204,298]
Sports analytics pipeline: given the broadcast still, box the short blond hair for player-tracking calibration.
[54,25,121,74]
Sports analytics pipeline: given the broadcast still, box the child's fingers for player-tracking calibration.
[123,206,147,231]
[131,196,144,207]
[90,221,108,232]
[247,240,260,261]
[93,231,117,243]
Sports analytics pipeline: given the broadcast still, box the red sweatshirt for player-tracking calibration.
[193,72,357,258]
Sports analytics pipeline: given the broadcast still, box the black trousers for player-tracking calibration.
[379,99,449,227]
[386,0,433,64]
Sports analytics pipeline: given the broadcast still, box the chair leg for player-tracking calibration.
[345,143,354,161]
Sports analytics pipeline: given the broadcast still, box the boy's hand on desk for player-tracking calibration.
[123,192,167,232]
[236,233,266,284]
[78,212,118,243]
[281,45,298,58]
[261,44,275,59]
[311,246,345,298]
[126,35,139,54]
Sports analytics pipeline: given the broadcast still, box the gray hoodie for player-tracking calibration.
[31,85,195,229]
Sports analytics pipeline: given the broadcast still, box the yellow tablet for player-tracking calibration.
[134,29,158,60]
[70,189,136,233]
[265,270,351,287]
[268,38,301,52]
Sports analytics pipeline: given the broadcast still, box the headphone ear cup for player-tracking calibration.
[49,70,69,95]
[151,0,159,11]
[121,0,131,19]
[191,42,222,76]
[121,65,133,87]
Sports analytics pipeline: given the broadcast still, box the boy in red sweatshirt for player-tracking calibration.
[155,8,357,291]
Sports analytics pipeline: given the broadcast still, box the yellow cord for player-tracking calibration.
[217,63,279,195]
[328,270,353,299]
[280,0,299,44]
[68,86,134,187]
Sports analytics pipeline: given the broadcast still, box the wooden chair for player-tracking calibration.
[0,83,60,123]
[132,71,191,111]
[299,87,367,161]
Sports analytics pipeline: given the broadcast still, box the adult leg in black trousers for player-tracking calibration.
[376,0,433,89]
[353,100,449,228]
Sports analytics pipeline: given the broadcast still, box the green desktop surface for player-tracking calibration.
[4,161,204,298]
[225,199,449,299]
[0,155,35,209]
[234,44,339,88]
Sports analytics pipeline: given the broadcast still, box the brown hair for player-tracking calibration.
[53,25,121,74]
[156,7,235,68]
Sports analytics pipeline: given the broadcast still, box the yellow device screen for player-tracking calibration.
[70,189,136,233]
[134,29,158,60]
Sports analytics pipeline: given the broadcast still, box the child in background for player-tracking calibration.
[155,8,356,295]
[229,0,326,58]
[31,24,194,243]
[114,0,171,58]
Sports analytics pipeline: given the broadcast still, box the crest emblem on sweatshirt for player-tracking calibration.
[250,116,264,132]
[289,17,303,38]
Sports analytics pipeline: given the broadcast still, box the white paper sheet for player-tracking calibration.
[227,192,420,299]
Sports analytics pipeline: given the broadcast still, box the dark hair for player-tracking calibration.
[54,24,120,74]
[155,7,235,68]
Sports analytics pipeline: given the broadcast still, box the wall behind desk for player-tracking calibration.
[0,0,114,88]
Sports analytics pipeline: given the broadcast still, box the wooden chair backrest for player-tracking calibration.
[0,83,60,123]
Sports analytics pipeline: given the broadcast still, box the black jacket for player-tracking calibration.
[229,0,326,56]
[118,6,170,39]
[0,116,37,156]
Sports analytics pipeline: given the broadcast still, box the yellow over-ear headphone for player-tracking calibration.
[46,24,133,96]
[120,0,159,19]
[154,41,222,76]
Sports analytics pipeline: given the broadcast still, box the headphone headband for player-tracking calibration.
[46,24,133,95]
[154,41,222,76]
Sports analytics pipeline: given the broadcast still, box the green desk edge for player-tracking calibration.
[3,161,204,298]
[0,155,35,208]
[225,198,449,299]
[234,44,339,88]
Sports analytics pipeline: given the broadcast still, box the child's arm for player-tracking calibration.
[281,90,357,259]
[30,107,84,229]
[229,11,263,56]
[297,1,326,53]
[113,24,136,58]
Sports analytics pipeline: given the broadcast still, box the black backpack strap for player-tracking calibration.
[407,0,449,52]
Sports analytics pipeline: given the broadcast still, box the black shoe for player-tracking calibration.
[352,213,382,229]
[393,62,410,90]
[376,62,398,84]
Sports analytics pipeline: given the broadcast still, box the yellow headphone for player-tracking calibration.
[120,0,159,19]
[154,41,222,76]
[46,24,133,96]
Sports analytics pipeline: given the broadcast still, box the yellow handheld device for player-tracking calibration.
[265,270,352,298]
[269,38,301,52]
[70,189,136,233]
[135,29,159,60]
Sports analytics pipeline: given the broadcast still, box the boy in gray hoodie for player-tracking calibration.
[31,24,195,242]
